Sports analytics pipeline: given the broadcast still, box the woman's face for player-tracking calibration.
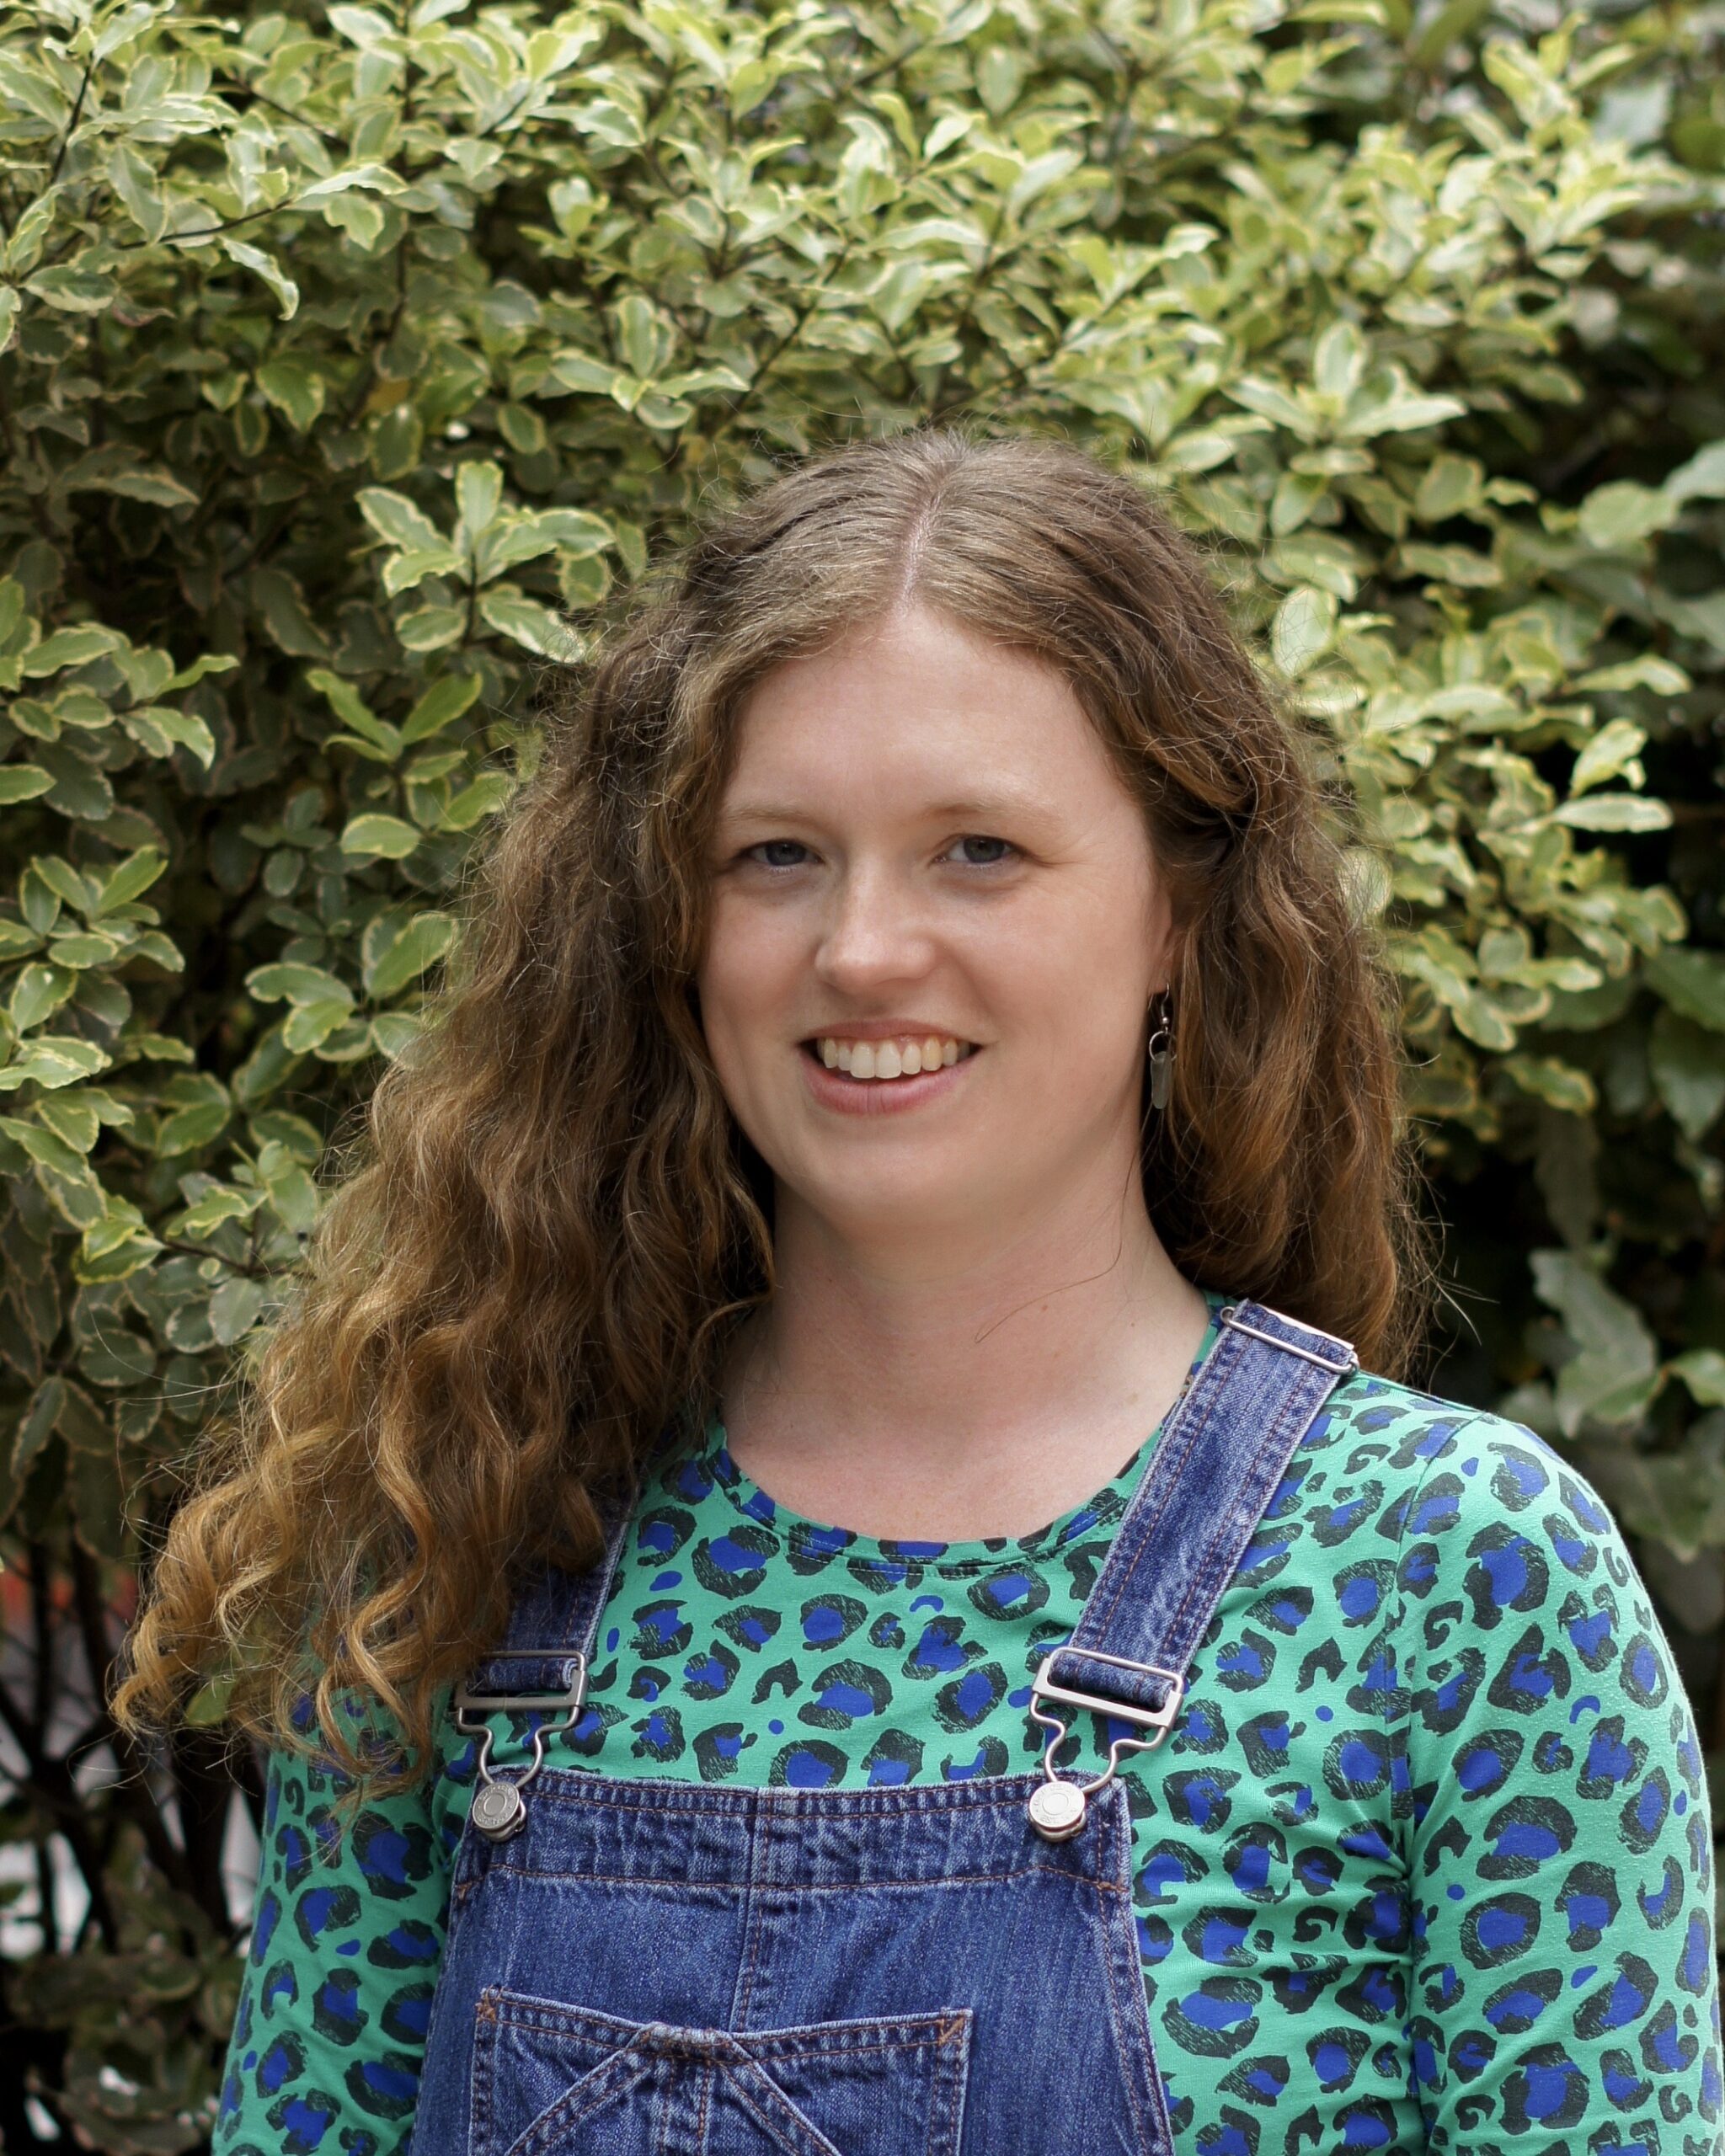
[697,602,1172,1262]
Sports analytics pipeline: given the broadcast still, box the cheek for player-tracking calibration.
[989,881,1156,1027]
[697,895,799,1040]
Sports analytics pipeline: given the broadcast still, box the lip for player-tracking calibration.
[798,1040,980,1117]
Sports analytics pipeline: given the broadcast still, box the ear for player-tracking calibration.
[1146,883,1181,989]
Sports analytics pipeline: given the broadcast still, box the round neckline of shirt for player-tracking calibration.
[692,1294,1227,1577]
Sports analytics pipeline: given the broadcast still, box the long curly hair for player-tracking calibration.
[115,427,1426,1785]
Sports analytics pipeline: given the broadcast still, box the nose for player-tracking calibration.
[813,857,938,995]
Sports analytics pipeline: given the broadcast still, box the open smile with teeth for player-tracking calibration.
[810,1035,979,1081]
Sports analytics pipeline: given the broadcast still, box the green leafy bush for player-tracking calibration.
[0,0,1720,2145]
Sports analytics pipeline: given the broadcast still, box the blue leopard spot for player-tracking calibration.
[1140,1843,1204,1900]
[683,1645,739,1699]
[1455,1730,1522,1798]
[351,1815,433,1901]
[249,1890,281,1965]
[635,1509,691,1558]
[1639,2000,1698,2076]
[1449,2029,1493,2079]
[1479,1796,1574,1879]
[692,1529,774,1597]
[380,1986,434,2047]
[1461,1893,1541,1968]
[1166,1769,1239,1832]
[270,2092,336,2153]
[800,1603,855,1646]
[1503,2047,1588,2130]
[1167,1978,1261,2058]
[1310,2033,1365,2089]
[1492,1452,1549,1509]
[1295,1847,1343,1894]
[1565,1606,1615,1666]
[370,1919,441,1972]
[934,1662,1007,1733]
[1487,1627,1569,1715]
[782,1649,867,1724]
[1558,1863,1618,1951]
[1335,2099,1397,2148]
[293,1886,359,1950]
[903,1617,976,1678]
[1484,1968,1559,2033]
[256,2036,303,2096]
[344,2057,419,2121]
[861,1730,921,1785]
[1138,1914,1175,1964]
[715,1607,779,1653]
[1621,1635,1669,1709]
[632,1707,684,1762]
[1559,1475,1612,1534]
[1621,1769,1670,1856]
[1678,1911,1712,1993]
[1407,1480,1462,1537]
[1213,1631,1275,1689]
[1186,1908,1252,1966]
[790,1523,852,1561]
[1575,1955,1656,2038]
[1324,1728,1391,1798]
[312,1969,364,2045]
[1337,1572,1383,1622]
[631,1600,692,1657]
[772,1740,844,1789]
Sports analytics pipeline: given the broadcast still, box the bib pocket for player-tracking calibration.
[472,1988,972,2156]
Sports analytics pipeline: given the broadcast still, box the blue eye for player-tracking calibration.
[949,836,1015,867]
[744,841,810,869]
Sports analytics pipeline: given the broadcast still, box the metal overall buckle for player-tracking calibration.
[1027,1647,1184,1843]
[453,1651,588,1844]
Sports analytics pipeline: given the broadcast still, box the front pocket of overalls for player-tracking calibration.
[472,1988,972,2156]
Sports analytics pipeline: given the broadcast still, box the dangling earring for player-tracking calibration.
[1146,988,1174,1113]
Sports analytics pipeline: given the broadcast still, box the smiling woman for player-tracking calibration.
[697,605,1202,1540]
[115,430,1719,2156]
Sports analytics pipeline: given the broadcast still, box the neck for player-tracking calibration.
[716,1168,1210,1542]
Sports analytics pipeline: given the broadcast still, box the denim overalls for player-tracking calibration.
[414,1300,1357,2155]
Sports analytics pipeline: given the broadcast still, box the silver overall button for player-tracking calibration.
[1028,1780,1087,1841]
[471,1780,526,1841]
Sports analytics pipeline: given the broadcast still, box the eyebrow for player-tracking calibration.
[718,792,1051,826]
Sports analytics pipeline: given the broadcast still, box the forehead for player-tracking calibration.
[718,607,1124,819]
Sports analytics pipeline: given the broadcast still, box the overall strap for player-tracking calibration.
[1033,1300,1357,1742]
[452,1478,641,1842]
[462,1476,641,1704]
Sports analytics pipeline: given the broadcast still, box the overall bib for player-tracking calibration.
[414,1300,1357,2156]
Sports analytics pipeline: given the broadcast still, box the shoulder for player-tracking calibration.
[1303,1375,1693,1731]
[1308,1369,1612,1540]
[1262,1369,1643,1629]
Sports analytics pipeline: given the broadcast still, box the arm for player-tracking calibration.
[214,1734,452,2155]
[1399,1417,1722,2153]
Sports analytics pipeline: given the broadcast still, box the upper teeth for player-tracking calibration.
[817,1035,973,1079]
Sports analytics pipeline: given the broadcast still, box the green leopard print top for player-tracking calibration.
[216,1299,1722,2155]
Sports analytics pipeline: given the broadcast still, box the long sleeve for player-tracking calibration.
[214,1736,453,2155]
[1397,1419,1722,2153]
